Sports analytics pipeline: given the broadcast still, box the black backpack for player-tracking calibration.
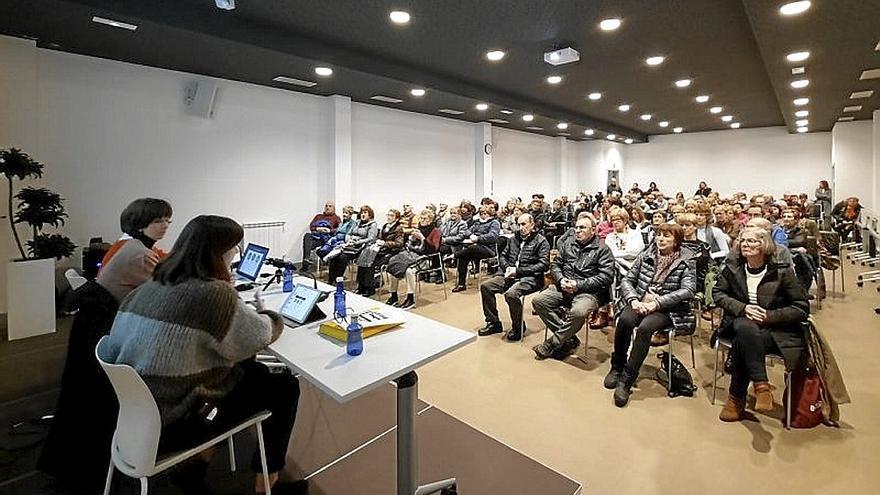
[656,352,697,397]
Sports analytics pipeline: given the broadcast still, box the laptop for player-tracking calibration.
[278,283,327,327]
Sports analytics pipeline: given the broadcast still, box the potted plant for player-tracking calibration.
[2,147,76,340]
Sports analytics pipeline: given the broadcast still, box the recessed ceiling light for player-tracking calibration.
[557,122,569,130]
[780,1,811,16]
[721,115,733,122]
[475,103,489,111]
[486,50,506,62]
[850,90,874,99]
[588,92,602,101]
[673,127,684,133]
[558,132,571,137]
[410,88,426,97]
[659,121,669,128]
[584,129,595,136]
[370,95,403,103]
[526,126,544,131]
[675,79,692,88]
[618,104,631,112]
[793,97,809,106]
[522,114,535,122]
[214,0,235,10]
[646,56,665,66]
[499,109,514,115]
[487,118,509,124]
[860,68,880,80]
[730,123,741,129]
[786,51,810,63]
[843,105,862,112]
[606,134,617,140]
[795,110,809,117]
[695,95,710,103]
[547,75,563,84]
[792,67,806,75]
[838,116,855,122]
[314,66,333,77]
[389,10,411,24]
[272,76,317,87]
[790,79,810,89]
[640,114,652,121]
[438,108,464,115]
[710,106,723,114]
[91,16,138,30]
[796,119,809,126]
[599,18,622,31]
[625,138,634,144]
[797,127,808,133]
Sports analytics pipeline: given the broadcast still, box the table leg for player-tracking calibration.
[395,371,457,495]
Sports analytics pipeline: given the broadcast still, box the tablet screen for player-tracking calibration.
[236,243,269,281]
[279,284,322,324]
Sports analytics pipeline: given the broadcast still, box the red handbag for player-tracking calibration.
[785,365,825,428]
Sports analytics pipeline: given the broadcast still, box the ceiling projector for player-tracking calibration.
[544,47,580,66]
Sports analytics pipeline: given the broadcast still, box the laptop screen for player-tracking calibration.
[236,243,269,281]
[279,284,322,324]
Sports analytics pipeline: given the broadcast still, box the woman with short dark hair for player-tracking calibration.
[713,226,809,423]
[355,208,405,296]
[99,215,305,494]
[97,198,173,301]
[605,223,697,407]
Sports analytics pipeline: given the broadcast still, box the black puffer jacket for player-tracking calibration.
[619,244,698,335]
[550,234,616,305]
[467,216,501,246]
[713,255,809,369]
[499,231,550,280]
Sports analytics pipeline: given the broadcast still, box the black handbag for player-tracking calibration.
[656,351,697,397]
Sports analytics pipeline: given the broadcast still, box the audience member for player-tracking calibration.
[831,196,862,242]
[607,178,623,195]
[695,181,712,197]
[386,209,442,308]
[439,206,469,257]
[327,206,378,283]
[694,206,730,261]
[399,203,416,236]
[815,180,833,228]
[605,207,645,274]
[746,216,788,247]
[300,201,341,272]
[451,205,501,292]
[355,209,404,296]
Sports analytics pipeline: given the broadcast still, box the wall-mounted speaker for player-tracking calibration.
[184,80,218,118]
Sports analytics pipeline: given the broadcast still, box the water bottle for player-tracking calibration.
[334,276,347,320]
[346,314,363,356]
[282,265,293,292]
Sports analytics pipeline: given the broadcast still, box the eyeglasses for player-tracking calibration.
[741,238,762,245]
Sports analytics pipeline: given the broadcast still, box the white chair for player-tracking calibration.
[95,337,274,495]
[64,268,88,290]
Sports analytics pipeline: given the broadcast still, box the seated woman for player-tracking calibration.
[451,205,501,292]
[831,196,862,242]
[386,209,442,308]
[327,206,378,283]
[713,226,809,423]
[97,198,173,302]
[605,223,697,407]
[314,205,355,263]
[605,206,645,275]
[355,209,405,296]
[98,215,305,494]
[694,205,730,262]
[543,198,570,246]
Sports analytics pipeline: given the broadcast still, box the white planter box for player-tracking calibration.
[7,258,56,340]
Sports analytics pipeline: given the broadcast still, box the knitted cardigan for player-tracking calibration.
[98,279,284,425]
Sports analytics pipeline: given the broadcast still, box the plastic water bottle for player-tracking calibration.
[334,276,347,320]
[282,264,293,292]
[346,314,363,356]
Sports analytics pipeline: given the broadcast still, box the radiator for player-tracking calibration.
[241,221,286,257]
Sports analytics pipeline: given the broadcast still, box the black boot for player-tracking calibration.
[386,293,399,306]
[398,294,415,309]
[604,355,625,389]
[614,370,636,408]
[479,321,503,336]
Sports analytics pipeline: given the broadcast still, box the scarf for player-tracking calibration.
[652,248,680,285]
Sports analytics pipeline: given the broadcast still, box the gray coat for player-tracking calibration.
[440,218,469,245]
[467,217,501,246]
[619,244,698,335]
[343,219,378,254]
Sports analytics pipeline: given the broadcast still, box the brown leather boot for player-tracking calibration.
[753,382,775,412]
[719,395,746,422]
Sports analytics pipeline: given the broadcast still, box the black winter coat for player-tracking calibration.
[712,256,809,369]
[619,244,698,335]
[499,231,550,281]
[551,234,616,305]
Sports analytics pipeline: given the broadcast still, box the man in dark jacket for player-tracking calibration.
[532,214,616,360]
[479,214,550,341]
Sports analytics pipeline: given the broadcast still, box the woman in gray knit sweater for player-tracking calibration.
[100,215,305,494]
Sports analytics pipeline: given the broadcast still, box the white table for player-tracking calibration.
[250,276,475,495]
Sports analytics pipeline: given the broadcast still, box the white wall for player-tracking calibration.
[622,126,832,198]
[570,140,625,196]
[832,120,874,210]
[491,127,559,201]
[351,103,475,213]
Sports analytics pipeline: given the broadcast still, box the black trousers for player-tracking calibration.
[728,317,782,399]
[158,360,300,474]
[479,275,542,329]
[328,252,357,283]
[455,244,495,286]
[301,233,317,266]
[612,307,673,377]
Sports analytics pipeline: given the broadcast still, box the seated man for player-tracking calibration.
[532,214,616,360]
[439,206,469,259]
[479,214,550,341]
[451,205,501,292]
[301,201,341,271]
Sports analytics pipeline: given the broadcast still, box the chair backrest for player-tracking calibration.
[95,337,162,477]
[64,268,88,290]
